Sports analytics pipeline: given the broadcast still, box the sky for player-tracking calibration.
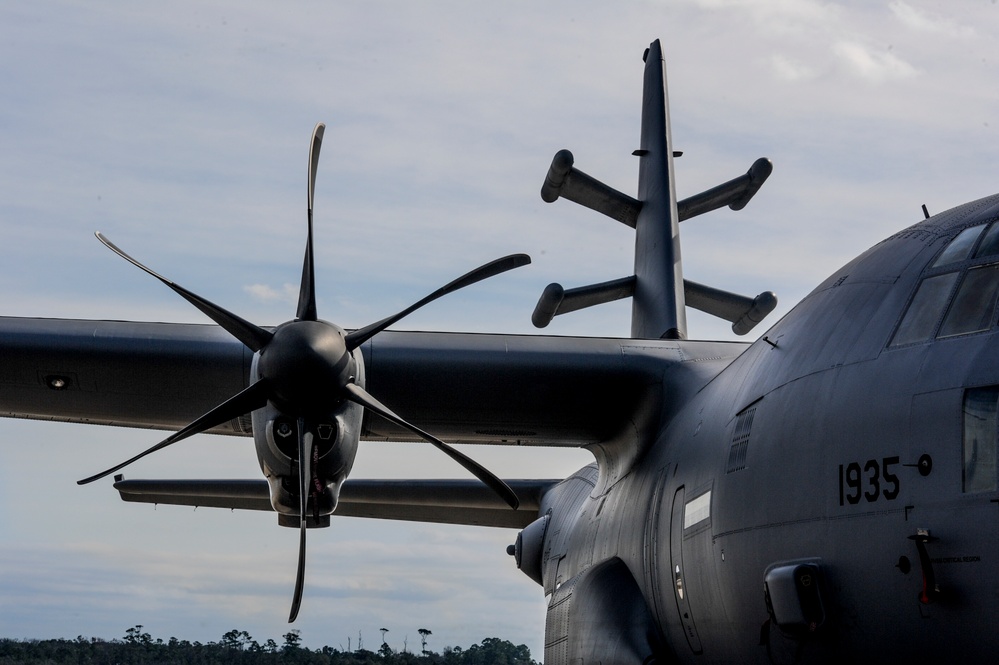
[1,0,997,656]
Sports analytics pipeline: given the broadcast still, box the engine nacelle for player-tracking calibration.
[249,345,366,528]
[251,402,363,527]
[253,404,363,527]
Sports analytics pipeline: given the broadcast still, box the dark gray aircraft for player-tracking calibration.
[1,38,997,664]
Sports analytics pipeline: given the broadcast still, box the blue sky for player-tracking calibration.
[1,0,997,656]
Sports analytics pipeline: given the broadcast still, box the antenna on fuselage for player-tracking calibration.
[533,39,777,339]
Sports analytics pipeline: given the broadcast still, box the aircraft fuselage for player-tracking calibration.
[534,194,999,664]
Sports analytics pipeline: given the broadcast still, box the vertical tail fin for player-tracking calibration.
[632,40,686,339]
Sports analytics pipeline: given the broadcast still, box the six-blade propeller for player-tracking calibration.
[78,122,529,622]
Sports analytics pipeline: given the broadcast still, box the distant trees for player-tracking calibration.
[124,624,153,646]
[418,629,432,656]
[222,629,253,652]
[379,628,391,658]
[0,627,539,665]
[283,630,303,653]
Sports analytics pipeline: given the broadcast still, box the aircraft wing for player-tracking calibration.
[0,317,252,434]
[0,316,747,447]
[113,477,558,529]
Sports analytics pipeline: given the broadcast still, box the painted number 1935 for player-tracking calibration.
[839,456,900,506]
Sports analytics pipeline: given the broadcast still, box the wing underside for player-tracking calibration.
[113,477,557,529]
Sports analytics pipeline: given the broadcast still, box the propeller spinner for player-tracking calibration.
[79,122,529,622]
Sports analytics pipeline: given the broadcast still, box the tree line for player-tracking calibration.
[0,626,538,665]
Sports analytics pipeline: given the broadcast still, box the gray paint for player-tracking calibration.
[525,192,999,664]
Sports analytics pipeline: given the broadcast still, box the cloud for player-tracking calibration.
[889,1,976,39]
[832,40,918,83]
[244,283,298,304]
[769,54,818,82]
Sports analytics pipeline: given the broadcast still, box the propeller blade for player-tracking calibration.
[297,123,325,322]
[345,253,531,351]
[78,380,271,486]
[308,123,325,214]
[289,417,313,622]
[343,383,520,510]
[96,233,274,352]
[289,517,307,623]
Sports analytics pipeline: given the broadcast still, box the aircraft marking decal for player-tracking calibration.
[838,456,901,506]
[683,490,711,528]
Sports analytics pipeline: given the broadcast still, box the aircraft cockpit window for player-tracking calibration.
[974,223,999,259]
[932,224,985,268]
[938,264,999,338]
[963,387,998,493]
[891,221,999,347]
[891,272,959,346]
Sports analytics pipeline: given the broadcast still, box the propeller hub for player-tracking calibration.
[258,320,352,416]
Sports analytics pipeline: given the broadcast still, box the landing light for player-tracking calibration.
[45,375,70,390]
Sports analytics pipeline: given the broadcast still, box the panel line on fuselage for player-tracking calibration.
[712,506,910,541]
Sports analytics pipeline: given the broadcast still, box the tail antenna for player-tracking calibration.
[533,39,776,338]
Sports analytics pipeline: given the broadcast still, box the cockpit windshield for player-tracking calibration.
[891,220,999,347]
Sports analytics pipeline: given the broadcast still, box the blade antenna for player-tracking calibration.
[344,383,520,509]
[77,380,271,485]
[345,253,530,350]
[297,122,325,322]
[289,417,312,622]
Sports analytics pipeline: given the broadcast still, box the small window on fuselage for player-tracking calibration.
[963,387,999,493]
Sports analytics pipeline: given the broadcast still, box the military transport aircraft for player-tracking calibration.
[2,37,997,664]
